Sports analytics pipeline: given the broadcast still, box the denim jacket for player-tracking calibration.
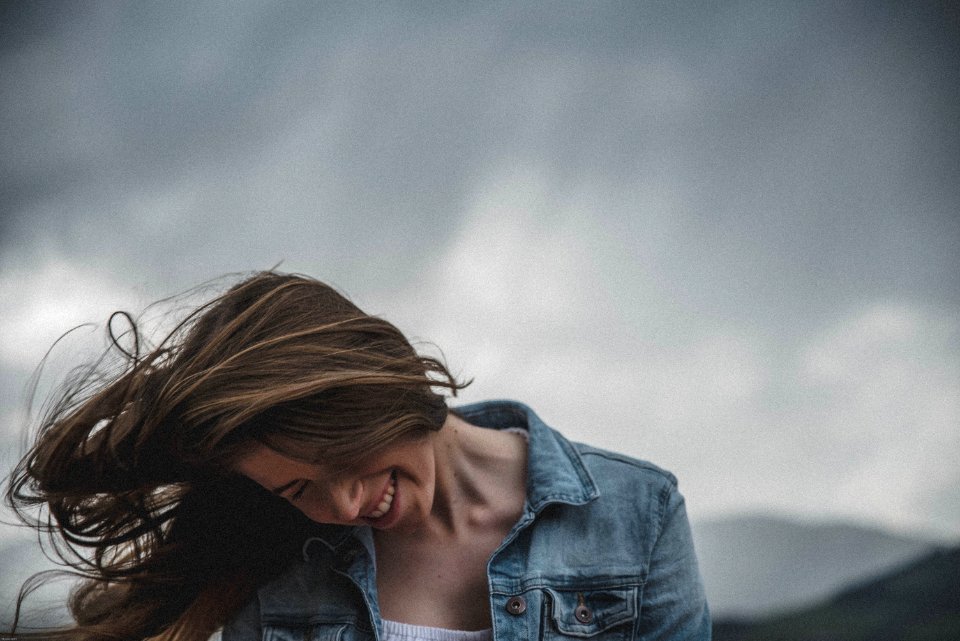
[222,400,711,641]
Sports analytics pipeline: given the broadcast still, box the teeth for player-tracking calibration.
[368,474,397,519]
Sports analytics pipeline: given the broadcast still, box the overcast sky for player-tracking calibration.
[1,0,958,584]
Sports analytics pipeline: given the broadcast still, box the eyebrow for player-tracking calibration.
[271,479,302,495]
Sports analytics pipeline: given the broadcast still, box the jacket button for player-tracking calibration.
[575,604,593,623]
[505,596,527,615]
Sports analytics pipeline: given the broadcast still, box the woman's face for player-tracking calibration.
[234,435,437,531]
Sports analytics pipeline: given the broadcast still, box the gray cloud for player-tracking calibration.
[1,0,958,588]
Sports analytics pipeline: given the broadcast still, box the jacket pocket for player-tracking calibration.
[262,623,349,641]
[542,587,638,640]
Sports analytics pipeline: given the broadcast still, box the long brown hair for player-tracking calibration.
[4,272,467,641]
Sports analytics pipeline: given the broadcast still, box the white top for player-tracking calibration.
[382,620,493,641]
[381,426,527,641]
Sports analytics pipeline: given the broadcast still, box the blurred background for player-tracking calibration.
[2,1,958,636]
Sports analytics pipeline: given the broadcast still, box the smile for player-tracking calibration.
[367,470,397,519]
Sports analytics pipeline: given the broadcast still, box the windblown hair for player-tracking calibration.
[4,272,467,641]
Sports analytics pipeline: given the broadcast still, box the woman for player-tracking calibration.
[6,272,710,641]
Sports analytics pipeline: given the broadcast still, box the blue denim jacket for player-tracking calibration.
[223,400,710,641]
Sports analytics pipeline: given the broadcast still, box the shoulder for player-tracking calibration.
[565,438,683,527]
[574,441,679,488]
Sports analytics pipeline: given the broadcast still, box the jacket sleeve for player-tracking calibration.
[221,595,262,641]
[638,482,711,640]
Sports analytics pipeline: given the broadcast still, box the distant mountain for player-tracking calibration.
[712,545,960,641]
[691,514,939,617]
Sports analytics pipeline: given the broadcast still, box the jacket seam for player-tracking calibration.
[578,450,679,487]
[489,580,643,595]
[648,481,674,572]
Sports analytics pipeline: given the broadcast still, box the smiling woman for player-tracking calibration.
[235,434,432,529]
[4,271,710,641]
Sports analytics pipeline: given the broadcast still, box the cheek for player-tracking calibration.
[283,488,328,522]
[402,466,434,510]
[296,501,334,524]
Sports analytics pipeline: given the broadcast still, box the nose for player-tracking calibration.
[327,477,364,522]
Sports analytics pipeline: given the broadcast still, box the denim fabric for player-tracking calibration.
[223,400,711,641]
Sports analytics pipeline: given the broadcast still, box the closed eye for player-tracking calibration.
[290,480,309,502]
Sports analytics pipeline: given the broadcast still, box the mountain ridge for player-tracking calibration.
[712,544,960,640]
[691,512,943,617]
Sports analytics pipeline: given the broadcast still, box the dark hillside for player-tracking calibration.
[712,545,960,641]
[692,515,937,617]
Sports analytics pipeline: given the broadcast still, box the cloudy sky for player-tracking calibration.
[1,0,958,595]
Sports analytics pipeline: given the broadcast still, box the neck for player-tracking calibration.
[423,413,527,536]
